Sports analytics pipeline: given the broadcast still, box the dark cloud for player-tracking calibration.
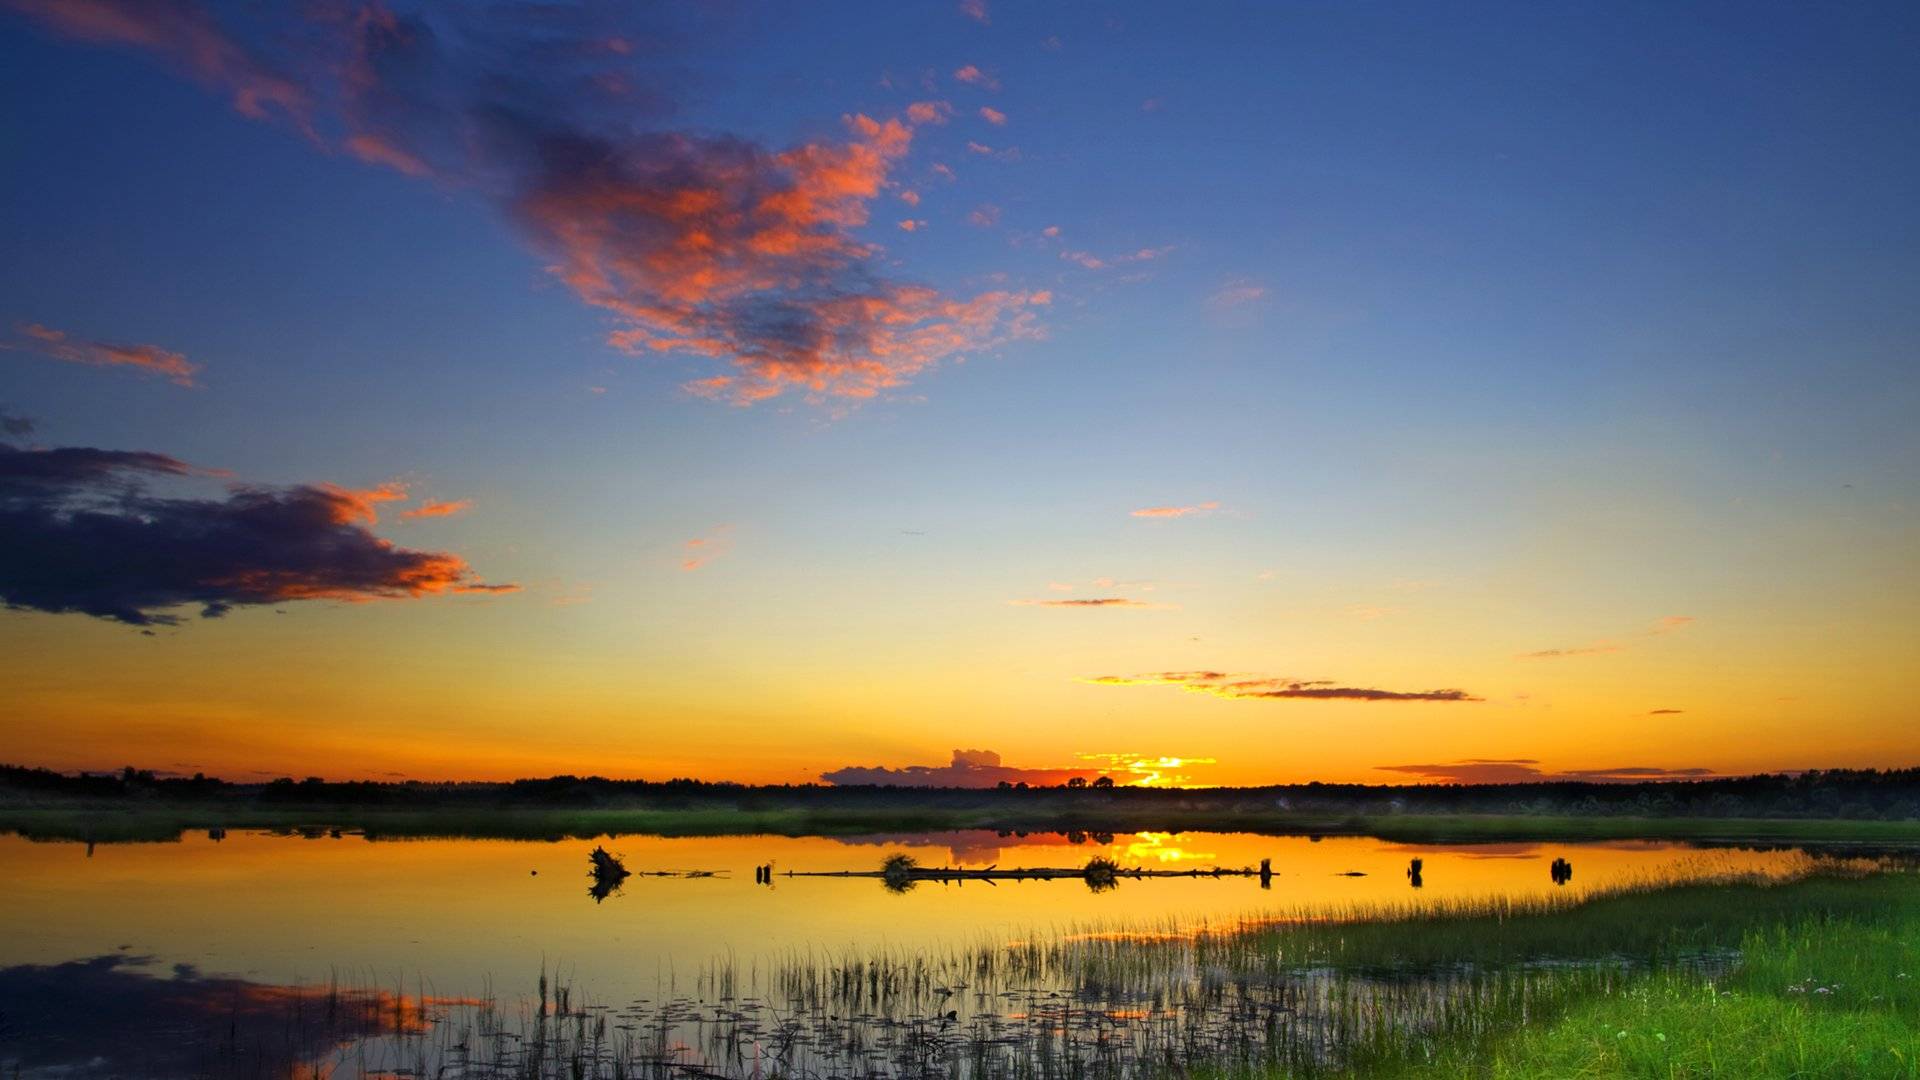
[1648,708,1684,715]
[0,441,514,626]
[0,411,32,437]
[1377,761,1719,784]
[822,748,1100,789]
[1087,671,1480,702]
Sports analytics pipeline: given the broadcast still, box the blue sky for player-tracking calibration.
[1,2,1915,783]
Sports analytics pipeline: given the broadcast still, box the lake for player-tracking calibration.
[0,829,1846,1077]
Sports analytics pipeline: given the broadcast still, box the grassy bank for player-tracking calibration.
[6,801,1920,845]
[1350,900,1920,1078]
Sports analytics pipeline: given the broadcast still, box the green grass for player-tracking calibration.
[4,801,1917,845]
[1304,873,1920,1078]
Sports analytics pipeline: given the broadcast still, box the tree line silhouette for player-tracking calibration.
[3,763,1918,821]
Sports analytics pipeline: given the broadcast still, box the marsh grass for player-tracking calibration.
[268,854,1911,1078]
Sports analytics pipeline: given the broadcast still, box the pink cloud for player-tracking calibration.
[1130,500,1219,519]
[953,64,999,90]
[10,323,201,387]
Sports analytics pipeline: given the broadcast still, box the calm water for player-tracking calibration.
[0,830,1827,1076]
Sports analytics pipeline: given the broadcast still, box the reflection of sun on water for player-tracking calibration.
[1116,831,1217,863]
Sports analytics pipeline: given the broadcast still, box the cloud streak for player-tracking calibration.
[1517,616,1696,660]
[398,498,471,521]
[1130,500,1218,518]
[1376,760,1718,784]
[0,441,513,625]
[1087,670,1480,703]
[9,323,200,386]
[1014,597,1164,609]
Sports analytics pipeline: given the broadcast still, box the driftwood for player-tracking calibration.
[785,864,1272,882]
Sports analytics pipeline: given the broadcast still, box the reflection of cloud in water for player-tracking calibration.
[0,953,474,1076]
[832,829,1098,866]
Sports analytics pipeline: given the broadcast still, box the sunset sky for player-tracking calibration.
[2,2,1915,787]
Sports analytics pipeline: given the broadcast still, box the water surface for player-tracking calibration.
[0,830,1831,1076]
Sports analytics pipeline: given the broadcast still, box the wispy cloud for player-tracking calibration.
[1013,597,1165,609]
[953,64,999,90]
[681,525,733,572]
[1516,643,1624,660]
[978,106,1007,126]
[1061,245,1175,273]
[1130,500,1219,518]
[9,323,200,386]
[1207,279,1267,310]
[958,0,989,25]
[5,0,306,122]
[398,498,471,521]
[1377,760,1717,784]
[1087,671,1480,703]
[1517,616,1697,660]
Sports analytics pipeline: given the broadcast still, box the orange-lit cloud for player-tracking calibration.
[953,64,999,90]
[979,106,1007,126]
[905,100,952,125]
[1079,752,1220,788]
[398,498,472,521]
[968,204,1001,227]
[1087,671,1480,703]
[1129,500,1219,518]
[958,0,989,24]
[9,323,201,386]
[898,218,926,232]
[11,5,1050,408]
[317,482,408,525]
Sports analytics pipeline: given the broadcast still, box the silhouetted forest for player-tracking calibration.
[4,764,1918,821]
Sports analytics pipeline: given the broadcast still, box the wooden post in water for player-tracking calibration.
[1259,857,1272,888]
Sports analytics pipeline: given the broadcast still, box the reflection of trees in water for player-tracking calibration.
[0,954,473,1077]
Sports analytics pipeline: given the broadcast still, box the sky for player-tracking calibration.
[1,1,1916,787]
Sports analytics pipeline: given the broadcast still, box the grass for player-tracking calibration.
[1348,904,1920,1078]
[6,801,1919,845]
